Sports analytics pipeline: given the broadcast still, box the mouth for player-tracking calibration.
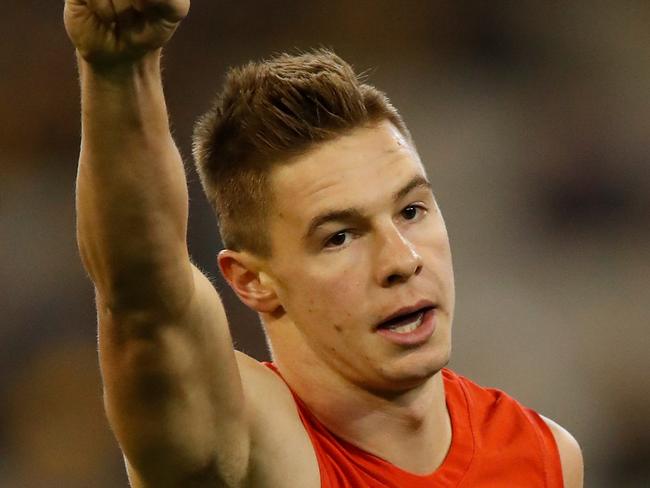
[376,302,437,335]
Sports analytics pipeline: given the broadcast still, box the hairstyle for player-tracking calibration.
[192,49,411,257]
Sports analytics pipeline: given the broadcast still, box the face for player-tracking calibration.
[263,121,455,392]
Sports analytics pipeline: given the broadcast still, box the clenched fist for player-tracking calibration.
[64,0,189,66]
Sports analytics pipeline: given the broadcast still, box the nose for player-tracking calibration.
[374,224,423,287]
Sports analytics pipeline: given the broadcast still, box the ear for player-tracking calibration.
[217,249,281,314]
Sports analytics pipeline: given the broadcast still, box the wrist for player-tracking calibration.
[78,49,163,85]
[78,48,169,133]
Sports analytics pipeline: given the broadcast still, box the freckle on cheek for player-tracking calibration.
[333,324,342,332]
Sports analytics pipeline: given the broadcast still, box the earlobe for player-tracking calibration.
[217,250,281,313]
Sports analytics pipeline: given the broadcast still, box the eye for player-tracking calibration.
[324,230,352,249]
[401,204,425,221]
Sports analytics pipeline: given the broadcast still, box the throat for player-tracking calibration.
[346,392,452,475]
[302,370,451,475]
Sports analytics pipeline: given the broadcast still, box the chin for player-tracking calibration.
[380,345,451,391]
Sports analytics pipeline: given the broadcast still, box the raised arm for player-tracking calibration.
[65,1,250,485]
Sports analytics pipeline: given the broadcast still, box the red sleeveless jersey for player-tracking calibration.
[265,364,563,487]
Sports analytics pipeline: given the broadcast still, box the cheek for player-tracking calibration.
[317,256,366,299]
[313,269,363,311]
[286,258,367,322]
[414,215,453,260]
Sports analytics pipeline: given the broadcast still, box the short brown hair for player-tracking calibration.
[192,49,411,256]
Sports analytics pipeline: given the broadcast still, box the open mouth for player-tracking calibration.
[376,305,436,335]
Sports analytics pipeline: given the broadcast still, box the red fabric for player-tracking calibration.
[264,363,563,487]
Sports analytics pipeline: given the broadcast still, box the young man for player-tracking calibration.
[65,1,583,487]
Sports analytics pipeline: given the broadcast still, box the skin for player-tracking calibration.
[264,121,455,393]
[65,1,583,486]
[222,121,456,475]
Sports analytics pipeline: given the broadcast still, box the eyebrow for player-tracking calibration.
[392,175,432,202]
[304,174,432,240]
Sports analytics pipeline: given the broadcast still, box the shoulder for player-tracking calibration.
[442,368,511,406]
[235,353,321,487]
[540,415,584,488]
[444,370,584,487]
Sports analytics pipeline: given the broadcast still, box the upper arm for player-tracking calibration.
[541,416,584,488]
[98,264,251,486]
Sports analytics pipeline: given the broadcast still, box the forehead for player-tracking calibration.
[269,121,425,226]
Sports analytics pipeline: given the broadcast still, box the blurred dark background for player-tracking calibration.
[1,1,649,486]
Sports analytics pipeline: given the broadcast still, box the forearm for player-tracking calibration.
[76,50,192,313]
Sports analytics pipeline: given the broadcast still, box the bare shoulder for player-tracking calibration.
[234,351,309,441]
[235,352,320,488]
[234,352,299,414]
[540,415,584,488]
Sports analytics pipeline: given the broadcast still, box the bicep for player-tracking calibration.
[99,265,251,485]
[541,415,584,488]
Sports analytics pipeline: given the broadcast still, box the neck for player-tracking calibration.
[265,315,452,475]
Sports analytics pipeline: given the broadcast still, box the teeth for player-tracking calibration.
[389,312,423,334]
